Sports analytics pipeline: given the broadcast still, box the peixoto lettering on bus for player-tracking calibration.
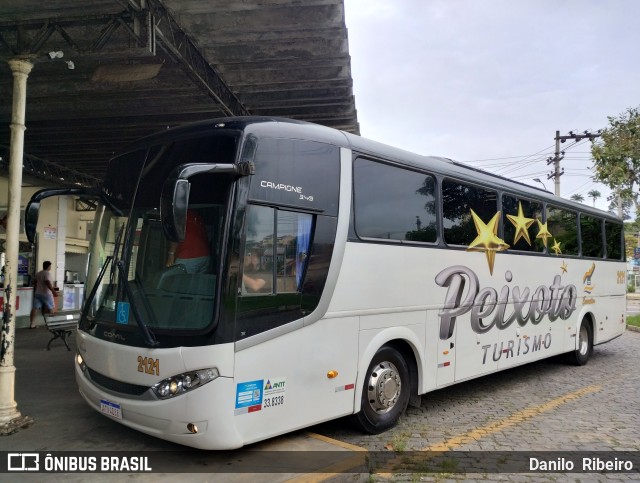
[435,266,578,340]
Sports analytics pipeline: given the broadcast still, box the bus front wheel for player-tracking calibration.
[569,320,593,366]
[354,345,410,434]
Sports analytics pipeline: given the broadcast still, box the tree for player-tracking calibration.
[570,194,584,203]
[607,195,632,220]
[591,106,640,217]
[587,189,601,207]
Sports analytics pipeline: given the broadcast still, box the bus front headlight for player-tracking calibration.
[152,368,219,399]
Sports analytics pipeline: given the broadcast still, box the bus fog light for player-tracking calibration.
[152,368,220,399]
[76,353,86,372]
[187,423,198,434]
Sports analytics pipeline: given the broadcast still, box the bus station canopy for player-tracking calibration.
[0,0,358,185]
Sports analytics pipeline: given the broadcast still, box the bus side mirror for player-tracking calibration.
[161,178,190,242]
[25,188,102,244]
[25,199,40,244]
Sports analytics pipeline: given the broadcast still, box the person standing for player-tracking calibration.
[29,260,58,328]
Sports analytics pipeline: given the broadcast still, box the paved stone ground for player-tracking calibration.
[312,330,640,482]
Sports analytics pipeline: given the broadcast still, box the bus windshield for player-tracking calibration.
[85,202,226,333]
[82,132,240,337]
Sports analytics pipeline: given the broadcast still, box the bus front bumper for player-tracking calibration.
[75,362,244,450]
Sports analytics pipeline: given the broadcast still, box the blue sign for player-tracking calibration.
[116,302,130,325]
[17,255,28,275]
[235,380,263,409]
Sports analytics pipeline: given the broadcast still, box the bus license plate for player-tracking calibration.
[100,399,122,420]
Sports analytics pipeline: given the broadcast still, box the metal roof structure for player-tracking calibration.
[0,0,358,187]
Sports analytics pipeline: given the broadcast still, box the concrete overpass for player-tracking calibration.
[0,0,358,184]
[0,0,358,433]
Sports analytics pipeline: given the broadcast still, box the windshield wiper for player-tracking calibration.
[82,256,112,331]
[81,231,158,347]
[109,224,125,297]
[116,259,159,348]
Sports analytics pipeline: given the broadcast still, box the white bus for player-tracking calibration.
[26,117,626,449]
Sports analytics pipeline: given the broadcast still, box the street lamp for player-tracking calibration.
[533,178,547,191]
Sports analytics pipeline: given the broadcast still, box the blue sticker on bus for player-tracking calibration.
[116,302,130,324]
[235,380,263,409]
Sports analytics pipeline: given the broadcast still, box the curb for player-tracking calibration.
[627,325,640,333]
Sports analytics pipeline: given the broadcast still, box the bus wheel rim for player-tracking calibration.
[579,324,589,356]
[367,361,401,414]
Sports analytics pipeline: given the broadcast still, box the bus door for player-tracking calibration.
[435,311,456,387]
[433,265,499,383]
[453,313,499,381]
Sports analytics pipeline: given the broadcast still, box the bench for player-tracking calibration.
[43,310,81,351]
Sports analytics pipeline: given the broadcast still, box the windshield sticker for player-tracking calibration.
[234,380,263,415]
[263,377,286,409]
[116,302,130,325]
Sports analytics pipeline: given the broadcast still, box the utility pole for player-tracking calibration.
[547,130,601,196]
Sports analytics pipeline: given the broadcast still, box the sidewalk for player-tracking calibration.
[0,328,366,482]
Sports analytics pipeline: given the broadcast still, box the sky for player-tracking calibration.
[343,0,640,214]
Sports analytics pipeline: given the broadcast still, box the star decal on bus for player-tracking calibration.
[466,210,509,275]
[560,261,568,274]
[551,238,562,255]
[506,201,534,245]
[535,218,553,248]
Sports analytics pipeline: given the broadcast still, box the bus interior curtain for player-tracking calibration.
[296,215,312,288]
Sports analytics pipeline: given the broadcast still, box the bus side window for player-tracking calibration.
[242,205,274,294]
[276,210,312,292]
[242,206,313,295]
[547,205,579,256]
[605,221,623,260]
[237,205,313,339]
[443,180,498,246]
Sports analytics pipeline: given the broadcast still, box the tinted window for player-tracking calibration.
[236,205,315,340]
[249,138,340,216]
[242,205,313,294]
[502,195,545,252]
[109,135,239,209]
[354,159,437,243]
[546,206,578,256]
[580,215,604,258]
[605,221,623,260]
[443,180,498,246]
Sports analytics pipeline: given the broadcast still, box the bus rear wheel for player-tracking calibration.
[569,320,593,366]
[354,345,410,434]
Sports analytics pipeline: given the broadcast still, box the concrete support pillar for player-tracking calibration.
[0,58,33,431]
[56,197,67,290]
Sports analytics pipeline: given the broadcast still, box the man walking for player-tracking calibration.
[29,261,58,328]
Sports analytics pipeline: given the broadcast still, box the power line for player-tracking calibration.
[547,130,601,195]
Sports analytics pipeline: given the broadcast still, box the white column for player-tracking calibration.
[56,197,67,288]
[0,58,33,429]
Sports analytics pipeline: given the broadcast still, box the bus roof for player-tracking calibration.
[119,116,621,222]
